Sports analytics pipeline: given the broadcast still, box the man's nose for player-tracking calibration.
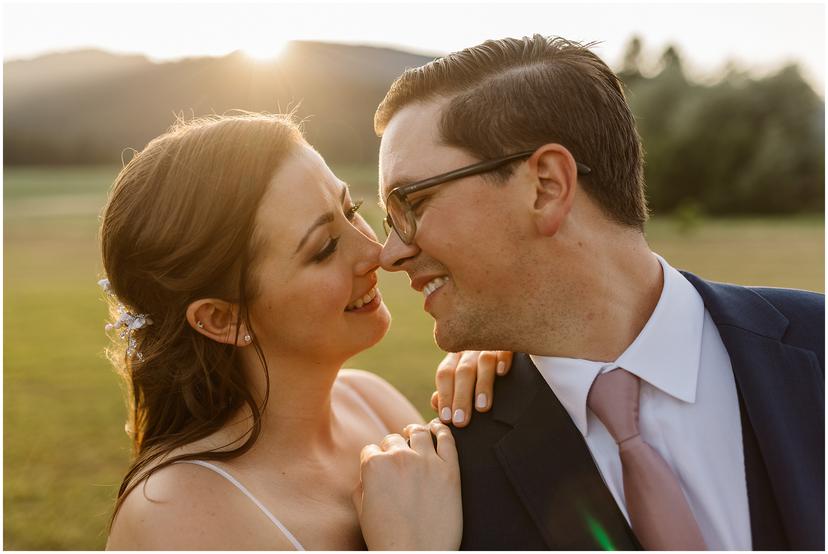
[379,229,419,272]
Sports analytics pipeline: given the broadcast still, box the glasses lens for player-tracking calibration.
[386,194,413,244]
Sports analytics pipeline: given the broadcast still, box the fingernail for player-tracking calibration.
[441,407,451,421]
[453,409,465,424]
[496,361,506,375]
[476,393,488,409]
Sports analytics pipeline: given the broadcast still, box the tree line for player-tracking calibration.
[5,40,824,215]
[619,37,824,215]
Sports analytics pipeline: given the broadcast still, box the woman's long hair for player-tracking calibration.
[99,112,304,524]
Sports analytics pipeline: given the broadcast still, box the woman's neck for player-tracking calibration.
[224,349,347,461]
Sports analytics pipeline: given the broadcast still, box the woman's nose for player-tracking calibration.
[353,229,383,276]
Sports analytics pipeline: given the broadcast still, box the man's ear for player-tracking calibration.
[186,298,251,347]
[528,144,579,237]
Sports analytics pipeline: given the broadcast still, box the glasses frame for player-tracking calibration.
[382,148,592,244]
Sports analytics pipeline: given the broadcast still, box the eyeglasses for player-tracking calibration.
[382,148,591,244]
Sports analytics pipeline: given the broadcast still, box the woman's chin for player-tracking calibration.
[349,302,392,354]
[366,303,392,346]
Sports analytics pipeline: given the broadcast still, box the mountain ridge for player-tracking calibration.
[4,43,436,165]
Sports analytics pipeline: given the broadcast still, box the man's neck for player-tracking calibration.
[526,233,664,362]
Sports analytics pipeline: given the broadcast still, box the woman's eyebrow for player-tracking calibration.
[294,185,347,254]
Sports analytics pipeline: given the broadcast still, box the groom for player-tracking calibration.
[374,35,824,549]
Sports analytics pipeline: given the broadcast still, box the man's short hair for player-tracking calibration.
[375,34,648,229]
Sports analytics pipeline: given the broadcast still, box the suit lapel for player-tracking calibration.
[488,273,822,549]
[683,272,825,548]
[492,354,640,550]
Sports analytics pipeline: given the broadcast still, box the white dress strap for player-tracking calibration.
[339,381,390,434]
[175,460,305,551]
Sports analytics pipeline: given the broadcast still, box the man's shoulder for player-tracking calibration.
[699,277,823,332]
[747,285,824,368]
[451,353,540,443]
[747,285,824,319]
[682,271,823,325]
[684,272,824,370]
[683,270,820,303]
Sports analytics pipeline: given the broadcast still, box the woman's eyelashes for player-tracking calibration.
[345,199,364,221]
[312,237,340,263]
[311,199,364,263]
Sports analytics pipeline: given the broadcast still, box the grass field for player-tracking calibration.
[4,165,824,550]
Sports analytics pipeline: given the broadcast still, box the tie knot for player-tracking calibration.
[587,368,641,444]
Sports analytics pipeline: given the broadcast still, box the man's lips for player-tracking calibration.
[422,276,450,298]
[411,273,450,293]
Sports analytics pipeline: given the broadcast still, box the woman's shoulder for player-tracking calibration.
[106,460,295,550]
[337,369,425,433]
[337,368,392,390]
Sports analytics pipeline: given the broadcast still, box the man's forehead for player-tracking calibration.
[378,99,452,200]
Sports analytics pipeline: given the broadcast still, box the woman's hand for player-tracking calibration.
[432,351,513,427]
[352,420,462,550]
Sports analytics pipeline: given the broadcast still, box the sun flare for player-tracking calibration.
[241,39,290,62]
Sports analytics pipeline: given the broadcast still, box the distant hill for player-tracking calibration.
[7,40,822,216]
[4,42,435,165]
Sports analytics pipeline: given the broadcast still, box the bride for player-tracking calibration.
[102,112,507,550]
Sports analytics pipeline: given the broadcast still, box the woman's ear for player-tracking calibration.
[528,144,579,237]
[186,299,252,347]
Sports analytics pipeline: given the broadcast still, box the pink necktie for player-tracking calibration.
[587,368,707,550]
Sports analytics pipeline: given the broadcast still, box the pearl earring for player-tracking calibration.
[244,334,252,343]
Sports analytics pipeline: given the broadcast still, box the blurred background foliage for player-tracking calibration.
[618,38,824,216]
[5,36,824,216]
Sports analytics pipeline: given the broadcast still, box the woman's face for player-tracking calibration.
[246,143,391,364]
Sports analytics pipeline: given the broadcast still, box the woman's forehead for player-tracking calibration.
[273,145,343,199]
[255,146,346,247]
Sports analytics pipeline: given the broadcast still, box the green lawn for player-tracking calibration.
[4,165,824,549]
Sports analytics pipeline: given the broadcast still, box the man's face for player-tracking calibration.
[378,99,534,352]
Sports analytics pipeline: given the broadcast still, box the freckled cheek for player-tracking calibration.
[297,277,353,316]
[256,277,350,317]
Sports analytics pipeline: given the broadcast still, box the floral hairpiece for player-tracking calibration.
[98,278,153,361]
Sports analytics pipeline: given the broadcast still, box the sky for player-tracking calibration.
[2,1,825,91]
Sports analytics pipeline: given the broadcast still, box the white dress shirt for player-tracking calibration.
[530,254,752,550]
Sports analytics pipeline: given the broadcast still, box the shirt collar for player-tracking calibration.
[530,253,705,436]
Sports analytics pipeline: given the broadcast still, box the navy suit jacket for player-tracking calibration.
[453,273,824,550]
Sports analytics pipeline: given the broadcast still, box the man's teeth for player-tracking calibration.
[347,286,378,311]
[423,276,449,298]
